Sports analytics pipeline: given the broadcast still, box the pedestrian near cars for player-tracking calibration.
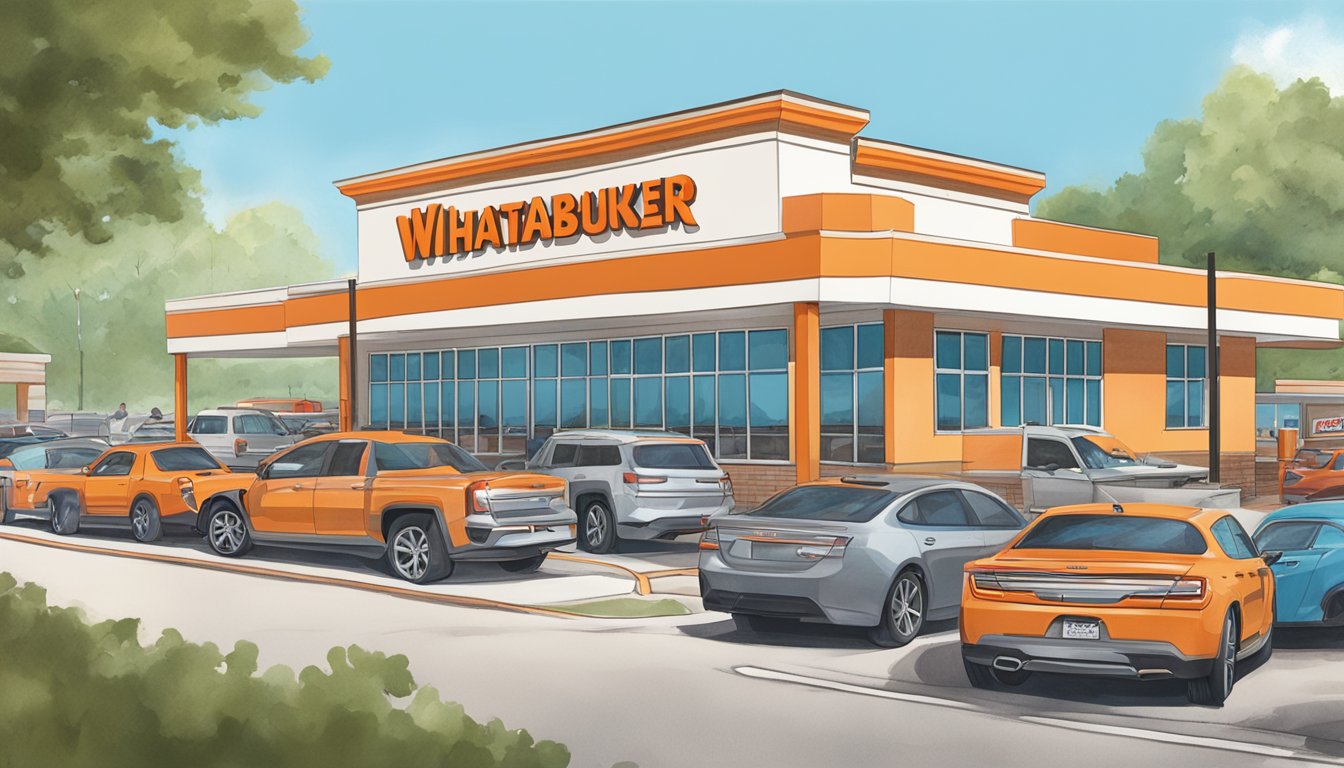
[112,403,128,420]
[148,407,164,421]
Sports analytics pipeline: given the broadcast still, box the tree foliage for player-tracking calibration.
[0,572,574,768]
[1036,67,1344,386]
[0,0,328,274]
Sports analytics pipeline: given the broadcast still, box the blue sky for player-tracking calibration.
[163,0,1344,275]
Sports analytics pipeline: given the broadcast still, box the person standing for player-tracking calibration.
[112,403,128,420]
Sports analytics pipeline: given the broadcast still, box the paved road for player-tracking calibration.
[2,536,1342,768]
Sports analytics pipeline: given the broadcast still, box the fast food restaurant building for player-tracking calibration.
[164,91,1344,504]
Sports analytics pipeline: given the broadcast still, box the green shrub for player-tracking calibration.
[0,572,571,768]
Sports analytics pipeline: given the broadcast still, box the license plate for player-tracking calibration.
[1063,620,1100,640]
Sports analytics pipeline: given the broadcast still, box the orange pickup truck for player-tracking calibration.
[188,431,577,583]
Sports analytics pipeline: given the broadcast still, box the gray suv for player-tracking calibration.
[524,430,734,553]
[187,408,296,470]
[700,475,1026,647]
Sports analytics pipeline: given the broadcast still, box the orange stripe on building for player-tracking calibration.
[853,142,1047,199]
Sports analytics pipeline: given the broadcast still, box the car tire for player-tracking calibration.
[1188,609,1238,706]
[1,494,14,525]
[50,494,81,535]
[578,498,618,554]
[963,657,998,690]
[386,513,453,584]
[204,500,254,558]
[130,497,162,543]
[498,553,547,574]
[868,570,927,648]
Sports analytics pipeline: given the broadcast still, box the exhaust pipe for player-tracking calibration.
[992,656,1024,672]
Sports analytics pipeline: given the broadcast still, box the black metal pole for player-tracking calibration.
[1207,252,1220,484]
[348,278,358,431]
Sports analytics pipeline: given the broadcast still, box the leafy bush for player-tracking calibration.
[0,572,571,767]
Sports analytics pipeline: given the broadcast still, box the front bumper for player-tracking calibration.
[962,634,1214,680]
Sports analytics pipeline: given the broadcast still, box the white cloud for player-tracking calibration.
[1232,16,1344,90]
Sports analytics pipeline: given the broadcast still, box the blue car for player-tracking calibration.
[1253,503,1344,626]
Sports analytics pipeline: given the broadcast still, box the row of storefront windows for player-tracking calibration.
[368,330,1208,461]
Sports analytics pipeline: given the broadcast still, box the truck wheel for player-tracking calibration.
[498,553,547,574]
[130,497,162,543]
[386,513,453,583]
[205,500,253,557]
[578,498,617,554]
[51,494,81,535]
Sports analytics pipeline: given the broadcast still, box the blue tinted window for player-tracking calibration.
[406,382,422,427]
[935,331,960,369]
[821,372,854,428]
[718,374,746,427]
[1188,346,1206,379]
[423,351,440,381]
[477,380,498,429]
[1166,345,1184,378]
[390,353,406,382]
[477,348,499,379]
[389,383,405,427]
[1066,340,1084,376]
[693,376,715,426]
[1086,341,1102,376]
[533,379,556,427]
[936,373,961,430]
[1086,379,1101,426]
[1050,377,1064,423]
[1048,339,1064,375]
[857,324,883,370]
[821,326,854,371]
[1024,337,1047,374]
[534,345,558,378]
[964,334,988,372]
[692,333,716,372]
[440,382,454,431]
[1166,381,1185,428]
[719,332,746,371]
[1002,375,1021,426]
[1002,336,1021,374]
[609,378,631,427]
[501,347,527,378]
[1187,381,1204,427]
[749,329,787,370]
[423,382,439,428]
[634,377,662,427]
[501,380,527,427]
[406,353,422,382]
[1066,378,1085,423]
[457,349,476,380]
[370,383,388,427]
[610,340,631,375]
[370,354,389,383]
[456,382,474,430]
[856,371,883,427]
[665,335,690,374]
[665,376,690,429]
[588,341,608,376]
[1023,377,1047,425]
[561,343,586,377]
[588,379,609,427]
[560,379,586,428]
[634,338,663,375]
[441,351,455,381]
[964,374,988,428]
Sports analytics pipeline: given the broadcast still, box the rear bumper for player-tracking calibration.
[962,635,1214,680]
[456,508,577,560]
[616,498,733,540]
[697,554,884,626]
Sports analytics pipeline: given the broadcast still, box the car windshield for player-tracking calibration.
[373,441,487,473]
[744,485,896,523]
[632,442,715,469]
[1294,449,1332,469]
[6,444,53,470]
[279,416,308,433]
[1071,436,1139,469]
[1016,514,1207,554]
[1255,522,1321,551]
[151,447,222,472]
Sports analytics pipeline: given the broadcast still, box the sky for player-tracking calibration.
[160,0,1344,276]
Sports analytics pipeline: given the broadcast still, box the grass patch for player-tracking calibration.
[548,596,690,618]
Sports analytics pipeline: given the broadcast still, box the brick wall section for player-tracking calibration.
[1256,459,1282,498]
[1152,452,1257,498]
[722,464,796,508]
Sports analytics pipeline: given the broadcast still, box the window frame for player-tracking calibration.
[933,329,989,433]
[1165,343,1208,430]
[1001,334,1103,428]
[820,322,885,465]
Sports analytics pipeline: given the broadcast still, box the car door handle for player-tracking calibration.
[1283,560,1300,567]
[350,482,370,490]
[573,474,586,480]
[291,484,304,491]
[924,537,936,545]
[1234,572,1245,578]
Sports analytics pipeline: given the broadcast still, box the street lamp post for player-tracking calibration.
[74,287,84,411]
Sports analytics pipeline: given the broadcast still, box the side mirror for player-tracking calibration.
[81,465,91,476]
[1262,550,1284,566]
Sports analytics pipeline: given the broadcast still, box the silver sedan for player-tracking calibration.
[699,475,1026,646]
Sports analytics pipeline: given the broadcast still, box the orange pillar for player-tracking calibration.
[173,354,188,441]
[883,310,898,465]
[793,302,820,484]
[14,384,29,423]
[338,336,353,431]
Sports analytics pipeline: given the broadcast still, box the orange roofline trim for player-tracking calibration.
[853,138,1048,200]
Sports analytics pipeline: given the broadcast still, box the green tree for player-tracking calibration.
[0,0,328,275]
[1036,66,1344,388]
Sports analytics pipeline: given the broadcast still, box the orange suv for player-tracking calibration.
[961,503,1278,706]
[189,432,576,583]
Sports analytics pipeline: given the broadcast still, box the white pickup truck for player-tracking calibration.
[964,425,1238,514]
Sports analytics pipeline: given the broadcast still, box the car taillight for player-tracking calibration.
[623,472,666,485]
[795,536,849,559]
[233,438,247,457]
[466,480,492,514]
[699,528,719,550]
[1165,578,1206,600]
[1283,471,1302,487]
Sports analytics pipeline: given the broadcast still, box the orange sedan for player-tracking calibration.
[1281,448,1344,503]
[961,503,1277,706]
[25,443,234,542]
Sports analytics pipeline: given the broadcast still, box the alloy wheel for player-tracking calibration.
[393,526,431,580]
[1222,615,1237,692]
[890,575,924,639]
[210,509,246,554]
[132,502,151,540]
[585,505,608,548]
